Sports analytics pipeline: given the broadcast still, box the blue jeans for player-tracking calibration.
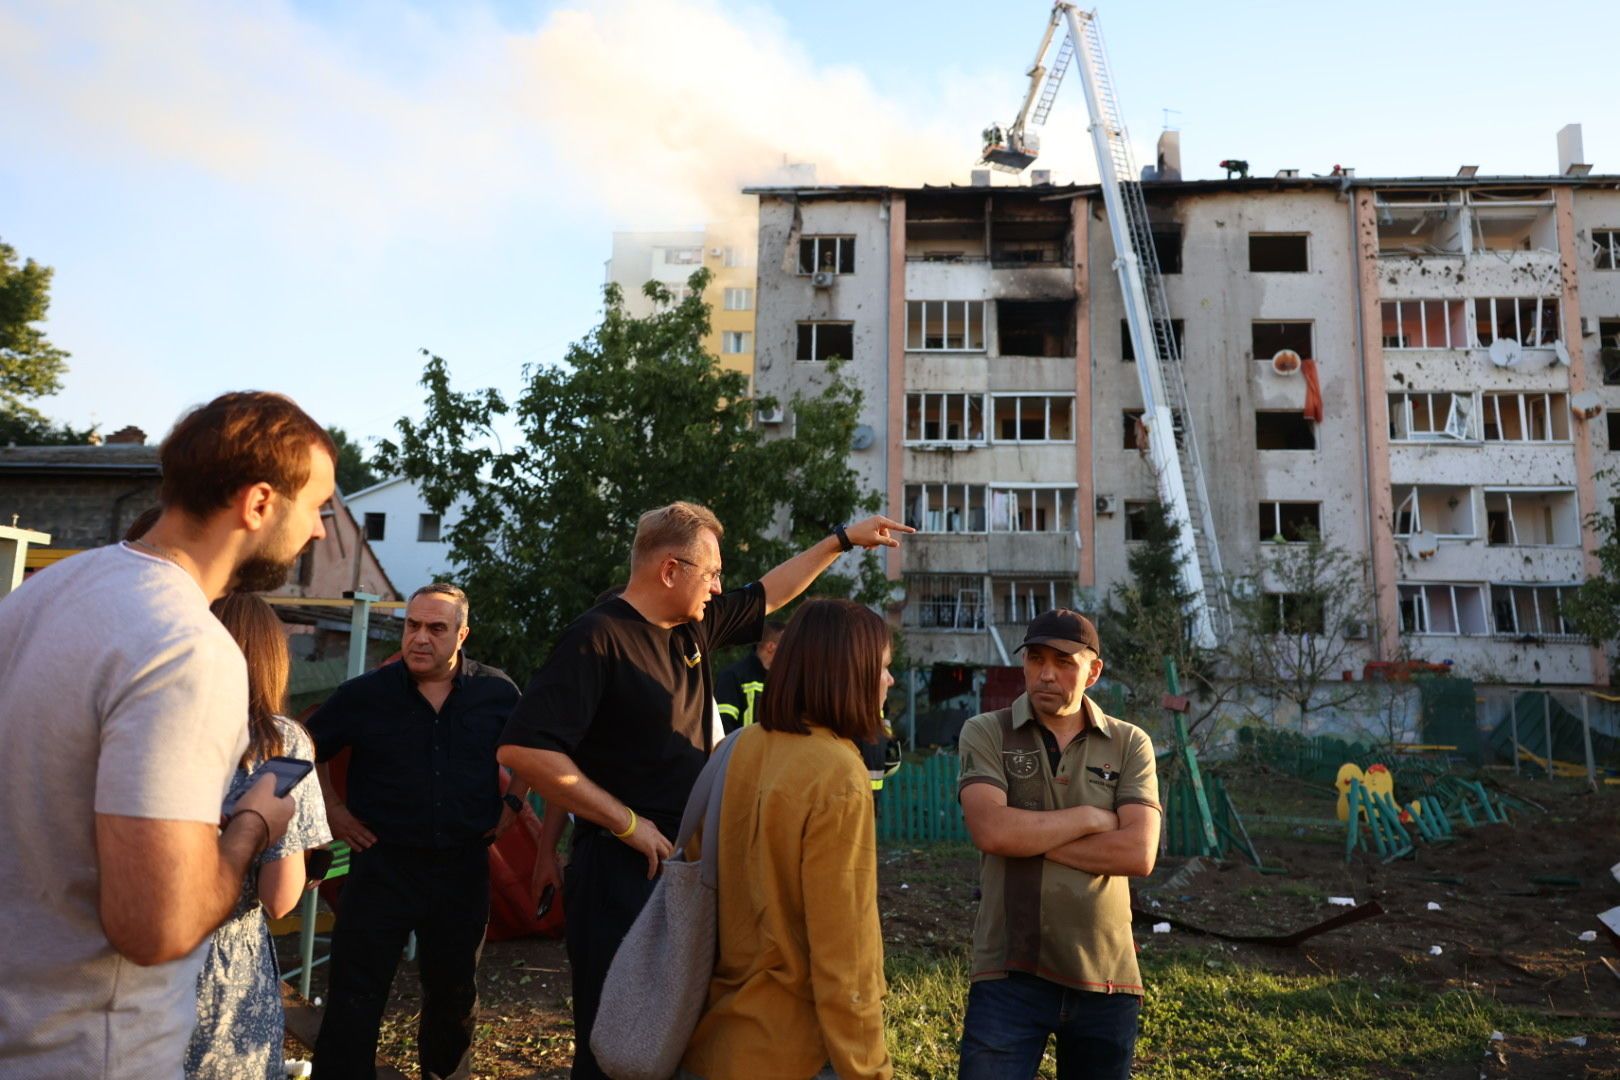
[958,972,1141,1080]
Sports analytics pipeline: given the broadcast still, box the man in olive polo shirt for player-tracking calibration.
[956,609,1161,1080]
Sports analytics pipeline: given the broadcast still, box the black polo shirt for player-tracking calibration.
[307,655,521,848]
[500,583,766,840]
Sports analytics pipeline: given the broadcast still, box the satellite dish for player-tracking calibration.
[850,424,876,451]
[1487,337,1523,368]
[1554,339,1572,367]
[1271,349,1302,375]
[1406,530,1439,559]
[1571,389,1603,420]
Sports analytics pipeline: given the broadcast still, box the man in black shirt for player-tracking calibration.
[308,583,535,1080]
[714,619,784,733]
[499,501,911,1080]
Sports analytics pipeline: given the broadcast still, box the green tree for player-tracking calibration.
[0,240,70,422]
[1561,491,1620,679]
[327,426,382,494]
[379,271,883,674]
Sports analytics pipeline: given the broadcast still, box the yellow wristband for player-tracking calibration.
[612,808,638,840]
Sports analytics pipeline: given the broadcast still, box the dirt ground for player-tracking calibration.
[281,771,1620,1078]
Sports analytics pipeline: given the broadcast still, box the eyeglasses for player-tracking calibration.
[672,557,723,586]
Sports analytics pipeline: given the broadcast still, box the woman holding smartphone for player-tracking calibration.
[186,593,332,1079]
[680,598,895,1080]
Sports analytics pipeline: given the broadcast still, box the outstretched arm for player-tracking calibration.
[759,515,913,614]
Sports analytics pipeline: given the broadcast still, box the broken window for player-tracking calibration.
[798,236,855,274]
[902,573,985,631]
[999,301,1074,358]
[1392,486,1475,538]
[1121,408,1184,450]
[904,393,986,444]
[1251,321,1313,361]
[907,301,987,351]
[993,579,1073,624]
[1151,226,1182,274]
[1388,392,1477,441]
[1490,583,1575,638]
[1595,230,1620,270]
[721,331,752,355]
[988,487,1076,533]
[1374,190,1466,256]
[1255,411,1316,450]
[1469,188,1557,252]
[1472,297,1560,347]
[904,484,987,534]
[991,395,1073,442]
[907,218,987,262]
[722,287,753,311]
[1602,319,1620,386]
[1399,583,1488,635]
[989,210,1070,267]
[796,322,853,362]
[1379,300,1467,349]
[1480,392,1570,442]
[1124,501,1156,541]
[1257,501,1320,543]
[1248,234,1309,272]
[1483,489,1580,547]
[1120,319,1185,362]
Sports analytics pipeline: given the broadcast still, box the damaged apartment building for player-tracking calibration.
[746,128,1620,686]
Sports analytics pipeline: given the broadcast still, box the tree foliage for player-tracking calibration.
[379,271,883,675]
[0,240,70,420]
[327,426,382,494]
[1561,491,1620,677]
[1222,529,1376,725]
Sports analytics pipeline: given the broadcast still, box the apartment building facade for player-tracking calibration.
[607,226,758,382]
[748,166,1620,686]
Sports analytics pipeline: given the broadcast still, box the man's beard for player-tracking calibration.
[230,514,302,593]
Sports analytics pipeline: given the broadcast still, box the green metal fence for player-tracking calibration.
[877,754,969,844]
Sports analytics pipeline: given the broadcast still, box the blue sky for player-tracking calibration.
[2,0,1613,451]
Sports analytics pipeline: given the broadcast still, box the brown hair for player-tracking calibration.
[630,501,723,570]
[211,592,293,767]
[758,599,887,742]
[160,391,336,519]
[409,582,469,628]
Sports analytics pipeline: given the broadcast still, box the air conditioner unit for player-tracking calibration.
[811,270,835,288]
[757,405,785,425]
[1095,494,1119,516]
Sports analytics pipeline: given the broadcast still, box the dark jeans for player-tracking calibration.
[958,972,1141,1080]
[313,842,490,1080]
[564,826,659,1080]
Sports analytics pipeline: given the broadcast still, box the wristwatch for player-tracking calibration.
[832,523,853,553]
[502,793,524,814]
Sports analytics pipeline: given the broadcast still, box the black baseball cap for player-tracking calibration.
[1015,609,1100,656]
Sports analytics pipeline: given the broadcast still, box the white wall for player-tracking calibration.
[343,478,469,597]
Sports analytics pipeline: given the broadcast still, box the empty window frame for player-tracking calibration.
[902,574,985,631]
[364,512,386,541]
[662,246,703,266]
[1379,300,1468,350]
[722,287,753,310]
[906,301,987,351]
[796,322,853,362]
[1596,230,1620,270]
[1151,226,1182,274]
[1602,319,1620,386]
[798,236,855,274]
[1255,411,1317,450]
[1258,501,1321,542]
[998,301,1074,358]
[1480,392,1570,442]
[1249,233,1309,272]
[416,513,441,543]
[904,393,987,444]
[722,331,753,354]
[1121,409,1185,450]
[992,395,1074,442]
[904,484,988,534]
[1259,592,1326,635]
[989,486,1076,533]
[994,579,1073,624]
[1120,319,1185,362]
[1490,583,1575,638]
[1252,321,1313,361]
[1392,486,1476,538]
[1483,488,1580,547]
[1398,583,1488,635]
[1374,190,1466,256]
[1124,501,1156,541]
[1609,411,1620,450]
[1388,392,1477,441]
[1472,297,1560,347]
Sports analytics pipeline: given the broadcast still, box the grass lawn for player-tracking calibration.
[883,945,1596,1079]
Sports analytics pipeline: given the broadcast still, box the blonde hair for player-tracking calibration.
[631,501,723,570]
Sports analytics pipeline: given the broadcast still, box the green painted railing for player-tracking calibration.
[877,754,969,844]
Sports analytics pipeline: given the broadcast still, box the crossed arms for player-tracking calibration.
[959,782,1161,878]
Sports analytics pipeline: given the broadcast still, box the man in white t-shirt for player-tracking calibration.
[0,391,338,1079]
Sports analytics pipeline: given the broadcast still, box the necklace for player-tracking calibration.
[128,536,183,564]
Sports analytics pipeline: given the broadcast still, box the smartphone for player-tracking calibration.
[537,883,556,919]
[224,756,314,813]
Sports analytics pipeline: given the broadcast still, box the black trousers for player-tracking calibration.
[563,826,659,1080]
[313,842,490,1080]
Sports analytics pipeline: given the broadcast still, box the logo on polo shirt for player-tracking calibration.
[685,648,702,668]
[1003,750,1041,779]
[1086,764,1119,782]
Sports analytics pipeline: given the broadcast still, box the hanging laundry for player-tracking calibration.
[1301,358,1324,423]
